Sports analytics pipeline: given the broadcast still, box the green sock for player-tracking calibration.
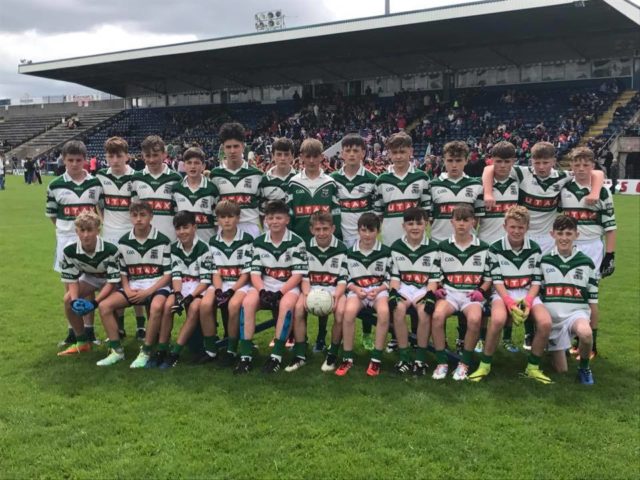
[528,353,541,367]
[462,349,473,366]
[157,343,169,351]
[399,347,411,363]
[480,326,487,342]
[142,344,152,354]
[136,316,146,329]
[371,348,383,362]
[503,326,513,341]
[239,339,253,358]
[436,350,448,364]
[203,336,218,353]
[76,334,88,345]
[343,350,354,361]
[317,316,328,342]
[328,342,340,356]
[171,344,183,354]
[227,337,239,355]
[293,342,307,359]
[579,357,590,369]
[415,347,428,363]
[117,315,125,331]
[272,338,286,357]
[592,329,598,350]
[108,340,123,352]
[481,353,493,365]
[524,318,535,337]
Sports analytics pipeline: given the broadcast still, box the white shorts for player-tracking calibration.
[348,287,388,308]
[398,284,427,304]
[54,234,77,272]
[79,273,107,290]
[249,286,301,296]
[102,229,130,246]
[444,288,484,313]
[575,239,604,271]
[530,234,555,255]
[547,310,590,352]
[180,281,200,297]
[491,287,542,306]
[237,222,261,239]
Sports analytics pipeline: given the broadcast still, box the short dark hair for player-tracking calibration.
[403,207,428,223]
[215,200,241,218]
[104,136,128,155]
[141,135,165,154]
[309,210,333,227]
[62,140,87,159]
[173,210,196,228]
[451,203,475,220]
[183,147,205,163]
[219,122,245,144]
[490,141,516,160]
[553,215,578,231]
[357,212,381,232]
[443,141,469,159]
[386,132,412,150]
[264,200,289,216]
[129,200,153,215]
[272,137,294,153]
[341,133,366,150]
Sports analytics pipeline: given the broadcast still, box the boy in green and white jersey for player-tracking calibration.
[210,122,265,238]
[171,147,219,243]
[235,200,308,375]
[373,132,430,246]
[540,215,598,385]
[261,137,296,210]
[286,138,341,242]
[469,206,553,384]
[57,212,121,357]
[131,135,182,241]
[151,211,213,368]
[330,134,377,248]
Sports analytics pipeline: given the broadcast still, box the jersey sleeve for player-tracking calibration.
[587,265,599,304]
[106,251,122,283]
[390,252,400,282]
[291,241,308,276]
[421,178,431,214]
[170,250,184,281]
[483,249,493,283]
[373,181,384,216]
[531,251,542,285]
[250,246,263,275]
[60,253,80,283]
[473,184,484,217]
[337,253,349,285]
[199,251,213,284]
[429,250,442,284]
[600,188,617,232]
[331,182,342,238]
[46,186,57,218]
[489,249,503,284]
[162,243,172,275]
[241,243,253,274]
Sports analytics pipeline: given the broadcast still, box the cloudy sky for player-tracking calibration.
[1,0,637,100]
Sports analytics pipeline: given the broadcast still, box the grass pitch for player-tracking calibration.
[0,175,638,479]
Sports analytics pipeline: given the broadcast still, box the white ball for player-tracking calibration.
[306,288,334,317]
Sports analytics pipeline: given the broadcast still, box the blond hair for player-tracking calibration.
[74,210,101,230]
[504,205,530,225]
[569,146,595,163]
[299,138,323,157]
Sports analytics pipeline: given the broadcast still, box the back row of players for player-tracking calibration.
[48,122,616,384]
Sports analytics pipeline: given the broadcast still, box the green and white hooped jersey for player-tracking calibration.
[118,228,171,282]
[60,237,121,284]
[541,248,598,322]
[560,180,616,241]
[172,176,219,242]
[305,236,349,288]
[286,170,341,242]
[374,165,430,246]
[511,166,572,237]
[96,166,135,235]
[46,172,102,235]
[346,240,392,289]
[170,238,213,285]
[477,177,519,244]
[489,236,542,290]
[438,235,492,292]
[131,165,182,240]
[250,229,308,291]
[261,166,296,208]
[331,166,377,245]
[428,173,483,242]
[209,229,254,283]
[210,161,265,227]
[390,236,441,288]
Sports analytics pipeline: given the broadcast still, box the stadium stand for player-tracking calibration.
[0,113,63,152]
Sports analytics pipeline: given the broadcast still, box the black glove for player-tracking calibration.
[216,288,235,306]
[600,252,615,278]
[259,289,273,308]
[182,294,194,310]
[388,288,401,311]
[170,292,189,315]
[423,290,436,315]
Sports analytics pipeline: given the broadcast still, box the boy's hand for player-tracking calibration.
[600,252,615,277]
[502,295,517,311]
[356,288,367,300]
[483,193,496,210]
[128,289,147,304]
[171,292,185,314]
[585,192,599,205]
[366,289,377,300]
[468,289,486,303]
[434,288,447,300]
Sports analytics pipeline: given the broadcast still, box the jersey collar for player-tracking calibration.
[181,175,206,189]
[438,172,467,182]
[310,235,338,250]
[266,166,295,179]
[389,164,415,178]
[339,164,366,179]
[549,245,579,261]
[223,160,249,173]
[63,171,90,184]
[76,237,104,256]
[300,169,327,181]
[176,237,202,255]
[142,164,170,178]
[501,235,531,252]
[106,165,135,177]
[449,234,480,250]
[264,228,292,245]
[215,228,244,245]
[128,226,159,242]
[401,234,430,250]
[354,239,382,254]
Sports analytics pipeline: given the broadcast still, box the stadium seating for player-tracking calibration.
[0,113,63,151]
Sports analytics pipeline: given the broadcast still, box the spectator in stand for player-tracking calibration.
[609,160,619,194]
[89,156,98,175]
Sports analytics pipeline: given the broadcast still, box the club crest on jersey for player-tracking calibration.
[375,260,384,272]
[244,178,252,189]
[528,258,535,269]
[331,258,339,269]
[473,255,482,267]
[411,184,420,195]
[510,185,518,195]
[357,185,366,193]
[465,187,475,198]
[201,198,209,209]
[89,189,96,200]
[574,268,583,281]
[422,256,431,267]
[150,249,159,260]
[164,184,173,194]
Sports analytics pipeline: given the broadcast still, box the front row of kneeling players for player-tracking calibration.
[59,197,599,384]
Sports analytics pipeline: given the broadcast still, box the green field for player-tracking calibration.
[0,174,638,479]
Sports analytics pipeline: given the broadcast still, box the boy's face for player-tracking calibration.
[531,157,555,178]
[310,221,334,246]
[142,149,165,170]
[175,223,197,245]
[223,139,244,163]
[302,153,322,172]
[76,225,99,250]
[403,219,426,242]
[493,157,515,179]
[265,212,289,233]
[551,227,579,251]
[184,158,204,178]
[443,154,467,178]
[130,209,153,230]
[217,214,239,232]
[358,226,378,245]
[504,218,528,244]
[389,147,412,167]
[451,215,474,236]
[106,151,128,172]
[64,154,86,176]
[570,158,594,183]
[273,150,293,169]
[341,145,365,168]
